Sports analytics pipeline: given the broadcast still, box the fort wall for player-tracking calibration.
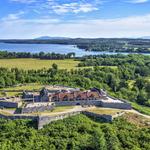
[55,100,101,106]
[83,111,125,122]
[0,114,37,120]
[100,101,132,109]
[0,110,125,129]
[0,101,22,108]
[37,111,125,129]
[38,111,81,129]
[21,105,54,113]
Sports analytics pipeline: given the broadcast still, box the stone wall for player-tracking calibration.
[0,101,22,108]
[38,111,81,129]
[55,100,101,106]
[100,101,131,109]
[83,111,113,122]
[54,99,131,110]
[0,110,125,130]
[0,114,37,120]
[21,105,54,114]
[38,111,125,129]
[83,111,125,122]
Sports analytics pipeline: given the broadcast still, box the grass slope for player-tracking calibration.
[131,102,150,116]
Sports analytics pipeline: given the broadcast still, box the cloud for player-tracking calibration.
[127,0,149,3]
[0,13,150,39]
[52,3,98,14]
[10,0,37,4]
[10,0,100,14]
[2,11,25,21]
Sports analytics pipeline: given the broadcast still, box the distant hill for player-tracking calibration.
[140,36,150,39]
[35,36,70,40]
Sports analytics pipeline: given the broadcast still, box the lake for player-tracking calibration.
[0,43,149,57]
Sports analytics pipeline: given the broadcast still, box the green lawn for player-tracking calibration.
[0,58,80,70]
[0,110,12,116]
[88,108,122,115]
[31,106,75,115]
[52,106,75,113]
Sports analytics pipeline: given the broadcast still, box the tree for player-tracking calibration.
[136,90,148,105]
[135,78,146,90]
[0,77,5,88]
[52,63,58,70]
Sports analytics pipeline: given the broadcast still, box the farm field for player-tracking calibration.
[0,58,118,70]
[0,58,80,70]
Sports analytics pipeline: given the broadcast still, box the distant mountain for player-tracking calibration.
[35,36,70,40]
[140,36,150,39]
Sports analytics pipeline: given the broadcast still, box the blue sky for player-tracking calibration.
[0,0,150,38]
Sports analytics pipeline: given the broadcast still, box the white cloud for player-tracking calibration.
[2,11,25,21]
[10,0,37,4]
[0,13,150,39]
[10,0,100,14]
[52,3,98,14]
[127,0,149,3]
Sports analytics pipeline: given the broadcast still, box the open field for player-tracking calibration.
[31,106,76,116]
[0,58,80,70]
[52,106,75,113]
[0,58,118,70]
[0,110,12,116]
[87,108,123,115]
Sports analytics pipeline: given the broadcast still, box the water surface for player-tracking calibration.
[0,43,149,57]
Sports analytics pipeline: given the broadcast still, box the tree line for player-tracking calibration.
[0,51,75,59]
[1,38,150,53]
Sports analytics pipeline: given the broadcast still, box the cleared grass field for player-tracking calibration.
[0,58,80,70]
[32,106,75,116]
[0,58,118,71]
[88,108,122,115]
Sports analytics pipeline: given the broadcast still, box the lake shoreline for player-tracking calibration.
[0,43,150,56]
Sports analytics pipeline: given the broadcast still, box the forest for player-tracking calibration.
[0,114,149,150]
[0,51,75,59]
[0,54,150,110]
[1,38,150,53]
